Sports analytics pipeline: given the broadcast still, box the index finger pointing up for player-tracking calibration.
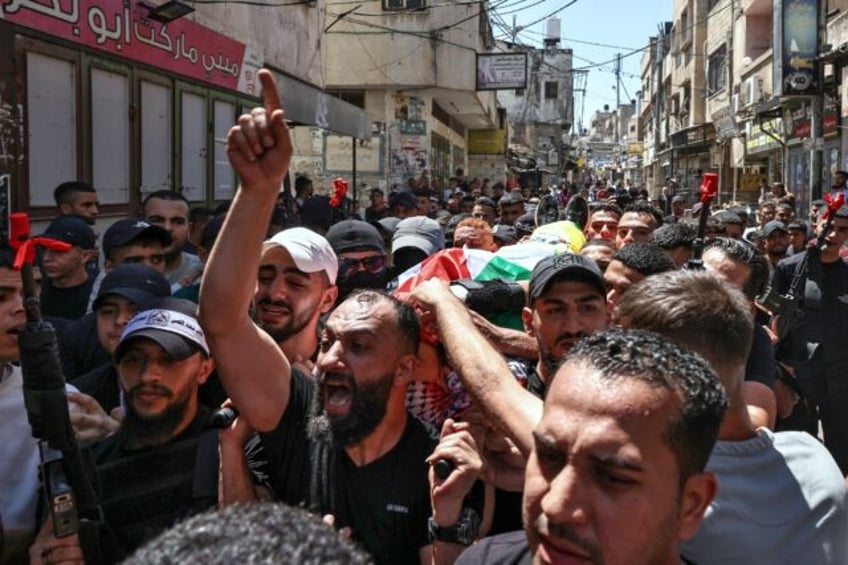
[258,69,281,113]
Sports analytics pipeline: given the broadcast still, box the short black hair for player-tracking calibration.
[650,223,696,250]
[703,237,769,299]
[612,242,675,275]
[474,196,496,210]
[189,206,213,224]
[124,503,373,564]
[588,202,623,218]
[294,175,313,196]
[624,201,664,228]
[370,188,384,198]
[142,190,190,213]
[497,192,524,208]
[562,328,727,480]
[712,210,743,226]
[53,181,95,207]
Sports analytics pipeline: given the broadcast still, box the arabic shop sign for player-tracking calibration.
[0,0,263,95]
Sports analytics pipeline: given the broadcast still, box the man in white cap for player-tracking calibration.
[256,227,338,364]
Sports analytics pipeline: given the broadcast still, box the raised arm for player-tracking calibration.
[198,70,292,431]
[411,279,542,457]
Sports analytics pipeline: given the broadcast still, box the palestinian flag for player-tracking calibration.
[393,242,559,329]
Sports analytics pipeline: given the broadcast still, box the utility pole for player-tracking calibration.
[615,53,622,110]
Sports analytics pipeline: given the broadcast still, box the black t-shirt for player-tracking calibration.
[456,530,531,565]
[525,367,547,400]
[57,313,111,381]
[744,324,777,387]
[90,408,217,560]
[259,369,435,565]
[40,276,95,320]
[774,252,848,377]
[71,363,120,412]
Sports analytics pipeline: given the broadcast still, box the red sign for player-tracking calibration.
[0,0,262,95]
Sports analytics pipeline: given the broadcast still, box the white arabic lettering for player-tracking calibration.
[3,0,79,23]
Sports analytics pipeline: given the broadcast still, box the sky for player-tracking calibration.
[489,0,673,133]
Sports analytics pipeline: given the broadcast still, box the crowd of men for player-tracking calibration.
[1,69,847,564]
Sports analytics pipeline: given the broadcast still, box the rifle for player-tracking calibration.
[756,192,846,341]
[685,172,719,270]
[11,213,105,563]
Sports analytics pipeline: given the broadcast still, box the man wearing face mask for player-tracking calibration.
[325,219,391,303]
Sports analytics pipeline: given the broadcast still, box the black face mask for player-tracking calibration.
[337,269,388,301]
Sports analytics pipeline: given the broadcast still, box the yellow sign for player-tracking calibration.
[739,172,764,192]
[468,129,506,155]
[746,119,782,154]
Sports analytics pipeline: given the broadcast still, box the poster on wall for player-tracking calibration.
[324,134,382,174]
[476,53,528,91]
[389,122,428,180]
[394,95,424,121]
[773,0,820,96]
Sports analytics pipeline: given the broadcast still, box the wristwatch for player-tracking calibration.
[427,507,480,546]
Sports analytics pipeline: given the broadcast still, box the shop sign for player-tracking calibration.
[0,0,262,95]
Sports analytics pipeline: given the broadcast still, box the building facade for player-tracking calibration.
[0,0,370,220]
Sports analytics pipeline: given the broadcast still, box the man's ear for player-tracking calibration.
[522,306,535,337]
[82,249,97,264]
[196,356,215,386]
[393,353,418,387]
[320,286,339,313]
[59,203,72,216]
[676,471,717,541]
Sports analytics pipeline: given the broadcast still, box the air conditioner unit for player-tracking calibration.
[744,77,762,106]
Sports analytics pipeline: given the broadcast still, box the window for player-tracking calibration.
[27,52,77,207]
[544,82,558,99]
[20,41,255,213]
[140,80,173,194]
[180,90,207,202]
[707,45,727,96]
[383,0,426,11]
[514,88,525,96]
[91,66,131,205]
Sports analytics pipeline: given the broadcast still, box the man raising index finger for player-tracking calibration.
[200,69,295,430]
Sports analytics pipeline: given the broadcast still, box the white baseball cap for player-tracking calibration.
[263,227,338,284]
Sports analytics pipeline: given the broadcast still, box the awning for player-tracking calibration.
[270,71,372,140]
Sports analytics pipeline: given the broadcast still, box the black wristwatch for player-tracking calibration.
[427,508,480,546]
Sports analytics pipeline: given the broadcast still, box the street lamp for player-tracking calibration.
[144,0,195,23]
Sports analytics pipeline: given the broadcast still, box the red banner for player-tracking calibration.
[0,0,262,95]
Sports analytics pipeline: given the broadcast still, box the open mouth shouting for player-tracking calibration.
[321,373,354,416]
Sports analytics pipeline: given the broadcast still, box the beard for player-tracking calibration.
[306,371,394,448]
[118,383,193,448]
[255,296,313,343]
[538,333,589,379]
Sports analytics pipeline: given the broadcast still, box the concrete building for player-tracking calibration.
[494,25,574,189]
[321,0,501,201]
[663,0,712,199]
[0,0,369,220]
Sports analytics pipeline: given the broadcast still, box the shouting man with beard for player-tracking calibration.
[200,71,471,565]
[30,297,266,563]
